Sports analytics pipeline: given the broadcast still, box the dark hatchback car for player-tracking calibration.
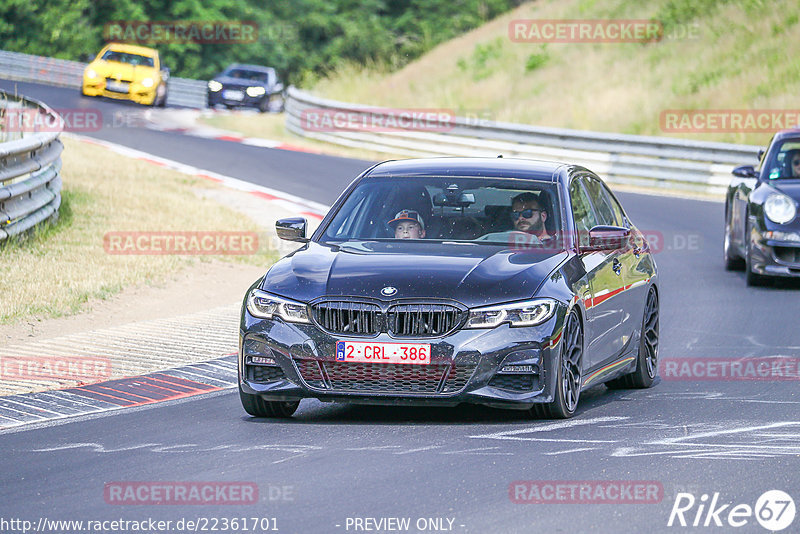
[207,64,283,112]
[239,158,659,419]
[725,129,800,285]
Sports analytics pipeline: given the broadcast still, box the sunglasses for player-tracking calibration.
[511,208,542,220]
[792,159,800,166]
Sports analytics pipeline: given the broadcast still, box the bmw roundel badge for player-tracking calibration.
[381,286,397,296]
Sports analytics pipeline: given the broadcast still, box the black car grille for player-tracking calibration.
[247,365,285,383]
[311,301,381,336]
[388,304,461,337]
[310,300,463,338]
[294,359,476,395]
[489,373,539,392]
[774,246,800,266]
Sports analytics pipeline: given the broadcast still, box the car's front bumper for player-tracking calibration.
[749,233,800,277]
[239,309,565,410]
[207,90,267,109]
[82,77,158,105]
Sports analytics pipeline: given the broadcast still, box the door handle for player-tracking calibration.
[612,258,621,275]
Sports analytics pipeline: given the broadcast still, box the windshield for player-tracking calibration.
[318,175,563,249]
[101,50,155,67]
[223,68,270,82]
[765,139,800,180]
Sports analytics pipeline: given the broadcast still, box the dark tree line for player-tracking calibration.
[0,0,523,83]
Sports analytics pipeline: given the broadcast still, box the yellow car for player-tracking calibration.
[81,43,168,106]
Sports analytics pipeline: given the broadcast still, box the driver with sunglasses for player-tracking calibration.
[510,192,552,241]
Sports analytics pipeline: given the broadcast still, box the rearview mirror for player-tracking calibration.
[732,165,758,178]
[433,192,475,207]
[276,218,308,242]
[583,225,630,252]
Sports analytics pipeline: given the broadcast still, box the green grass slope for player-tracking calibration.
[310,0,800,145]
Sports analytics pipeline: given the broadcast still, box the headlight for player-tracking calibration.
[246,86,266,97]
[764,193,797,224]
[465,298,557,329]
[246,289,310,323]
[208,80,223,92]
[85,68,97,79]
[141,77,154,88]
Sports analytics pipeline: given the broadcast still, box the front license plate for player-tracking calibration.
[105,80,129,93]
[336,341,431,365]
[223,89,244,101]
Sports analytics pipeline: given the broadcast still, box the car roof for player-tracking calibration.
[772,129,800,142]
[363,157,572,182]
[225,64,275,73]
[105,43,158,56]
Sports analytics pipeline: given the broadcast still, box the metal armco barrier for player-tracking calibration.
[0,49,207,109]
[285,87,761,194]
[0,90,64,241]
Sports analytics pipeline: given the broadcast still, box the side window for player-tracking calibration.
[570,178,598,247]
[583,178,620,227]
[598,181,627,227]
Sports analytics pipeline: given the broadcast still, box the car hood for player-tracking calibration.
[261,241,568,308]
[90,61,156,81]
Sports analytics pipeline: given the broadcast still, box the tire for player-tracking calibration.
[532,309,582,419]
[723,209,744,271]
[606,287,659,389]
[745,220,768,287]
[257,96,270,113]
[239,385,299,418]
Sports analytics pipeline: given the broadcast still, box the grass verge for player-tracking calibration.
[307,0,798,147]
[0,137,277,324]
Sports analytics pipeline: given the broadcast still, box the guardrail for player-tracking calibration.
[0,90,64,242]
[285,87,761,194]
[0,49,207,109]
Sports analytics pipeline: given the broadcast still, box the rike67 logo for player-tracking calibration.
[668,490,796,531]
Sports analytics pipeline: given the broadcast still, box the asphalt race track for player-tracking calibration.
[2,80,799,533]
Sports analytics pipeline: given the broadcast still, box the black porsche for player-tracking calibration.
[724,129,800,285]
[239,158,659,418]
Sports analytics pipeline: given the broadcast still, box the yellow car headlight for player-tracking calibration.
[141,78,154,88]
[86,68,97,79]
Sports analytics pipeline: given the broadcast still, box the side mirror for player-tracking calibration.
[757,148,765,161]
[273,82,284,93]
[276,217,308,242]
[160,67,170,81]
[583,225,630,252]
[732,165,758,178]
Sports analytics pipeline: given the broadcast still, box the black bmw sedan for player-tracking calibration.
[725,129,800,285]
[239,158,659,419]
[206,64,283,112]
